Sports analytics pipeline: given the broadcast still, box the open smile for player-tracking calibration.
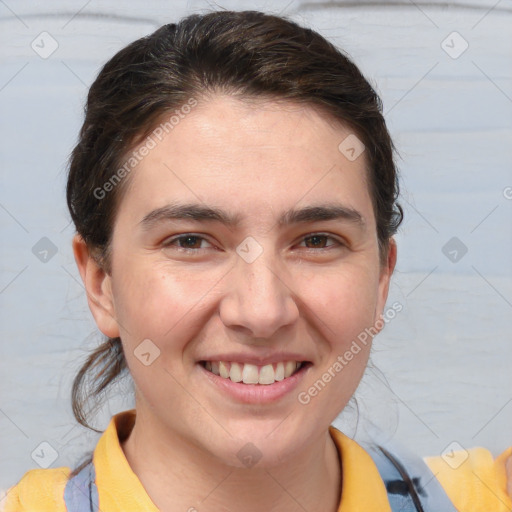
[198,360,313,404]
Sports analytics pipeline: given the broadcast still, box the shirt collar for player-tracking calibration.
[93,409,159,511]
[328,426,392,511]
[93,410,391,511]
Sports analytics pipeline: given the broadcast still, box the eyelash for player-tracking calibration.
[162,233,344,253]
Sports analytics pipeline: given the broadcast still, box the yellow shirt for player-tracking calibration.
[2,410,511,512]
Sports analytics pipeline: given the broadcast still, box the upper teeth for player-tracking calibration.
[203,361,303,385]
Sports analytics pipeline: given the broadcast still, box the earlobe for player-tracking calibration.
[72,234,120,338]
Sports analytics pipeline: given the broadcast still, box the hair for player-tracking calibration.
[67,9,403,434]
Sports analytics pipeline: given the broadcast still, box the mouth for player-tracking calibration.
[199,360,311,385]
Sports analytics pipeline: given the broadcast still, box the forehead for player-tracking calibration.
[116,95,374,228]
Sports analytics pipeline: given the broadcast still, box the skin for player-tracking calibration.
[73,95,397,512]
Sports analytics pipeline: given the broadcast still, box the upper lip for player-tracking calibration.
[198,353,312,366]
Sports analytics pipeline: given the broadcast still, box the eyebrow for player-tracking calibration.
[139,202,365,231]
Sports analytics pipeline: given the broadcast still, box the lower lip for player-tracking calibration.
[198,363,311,404]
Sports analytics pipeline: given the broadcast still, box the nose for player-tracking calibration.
[219,250,299,340]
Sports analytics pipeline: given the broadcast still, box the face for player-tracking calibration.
[77,95,396,468]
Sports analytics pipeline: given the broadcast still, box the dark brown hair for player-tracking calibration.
[67,9,403,433]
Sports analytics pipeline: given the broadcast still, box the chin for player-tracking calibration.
[207,421,308,470]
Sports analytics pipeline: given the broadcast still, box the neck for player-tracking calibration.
[121,410,342,512]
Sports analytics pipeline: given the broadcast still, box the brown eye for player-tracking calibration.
[163,234,212,251]
[300,234,342,250]
[176,235,203,249]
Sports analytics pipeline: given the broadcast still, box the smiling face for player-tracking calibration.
[79,94,396,468]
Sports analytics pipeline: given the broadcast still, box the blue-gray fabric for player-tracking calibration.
[362,441,458,512]
[63,463,99,512]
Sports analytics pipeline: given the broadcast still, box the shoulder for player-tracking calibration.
[1,467,71,512]
[425,446,512,512]
[332,425,512,512]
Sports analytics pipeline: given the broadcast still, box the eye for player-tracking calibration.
[161,232,344,254]
[297,234,344,250]
[162,234,214,252]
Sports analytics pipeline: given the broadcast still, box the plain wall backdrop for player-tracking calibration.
[1,0,511,492]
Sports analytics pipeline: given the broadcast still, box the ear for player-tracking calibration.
[72,234,120,338]
[374,238,398,327]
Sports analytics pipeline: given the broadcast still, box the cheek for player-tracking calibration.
[111,259,224,350]
[302,262,381,341]
[296,266,378,414]
[110,263,211,405]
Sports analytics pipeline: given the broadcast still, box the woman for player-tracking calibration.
[3,10,511,512]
